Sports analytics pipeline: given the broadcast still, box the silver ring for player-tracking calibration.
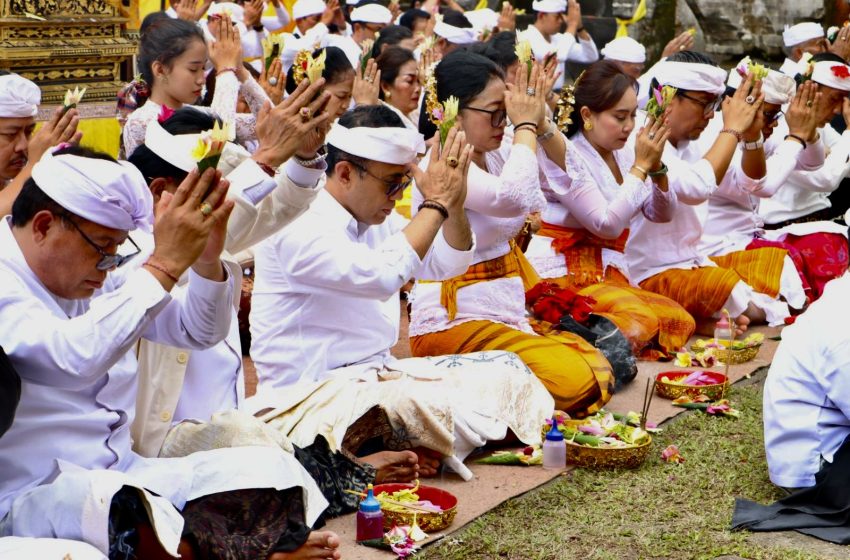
[526,87,536,96]
[268,76,278,86]
[745,95,755,105]
[366,77,373,83]
[648,132,656,140]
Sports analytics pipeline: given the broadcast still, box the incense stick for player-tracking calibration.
[722,309,734,399]
[640,377,654,430]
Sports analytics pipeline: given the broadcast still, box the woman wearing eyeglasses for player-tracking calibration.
[409,50,615,418]
[523,60,695,361]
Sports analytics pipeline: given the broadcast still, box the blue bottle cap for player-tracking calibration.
[545,416,564,441]
[360,484,382,513]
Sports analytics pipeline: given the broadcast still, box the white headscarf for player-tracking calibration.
[327,124,425,164]
[651,60,727,95]
[0,74,40,118]
[600,37,646,64]
[31,150,154,232]
[782,22,824,47]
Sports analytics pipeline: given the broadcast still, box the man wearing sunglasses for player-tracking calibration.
[250,104,474,387]
[0,146,328,557]
[626,51,804,335]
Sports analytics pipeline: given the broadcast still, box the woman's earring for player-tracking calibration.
[584,120,593,131]
[385,90,392,100]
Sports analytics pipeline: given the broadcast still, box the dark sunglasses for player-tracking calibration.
[677,91,722,117]
[62,214,141,271]
[348,161,412,198]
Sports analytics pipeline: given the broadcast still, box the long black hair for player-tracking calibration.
[418,49,504,139]
[137,17,206,106]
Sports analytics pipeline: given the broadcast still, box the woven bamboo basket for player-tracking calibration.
[655,371,729,400]
[565,437,652,469]
[692,344,762,365]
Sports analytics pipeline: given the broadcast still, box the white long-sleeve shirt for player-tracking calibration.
[760,123,850,224]
[409,142,545,336]
[528,133,676,281]
[0,217,234,517]
[700,130,825,257]
[764,272,850,488]
[522,24,598,90]
[250,188,474,388]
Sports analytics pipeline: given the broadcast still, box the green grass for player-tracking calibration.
[419,382,824,560]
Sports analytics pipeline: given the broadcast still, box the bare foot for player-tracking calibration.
[269,531,341,560]
[412,446,442,477]
[361,450,420,483]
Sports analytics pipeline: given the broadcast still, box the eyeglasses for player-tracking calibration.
[763,109,784,123]
[62,214,141,271]
[462,106,508,128]
[677,92,721,117]
[348,161,412,198]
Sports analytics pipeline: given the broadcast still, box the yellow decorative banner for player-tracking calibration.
[615,0,646,38]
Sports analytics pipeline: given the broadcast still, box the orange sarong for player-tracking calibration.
[639,247,787,319]
[536,224,695,359]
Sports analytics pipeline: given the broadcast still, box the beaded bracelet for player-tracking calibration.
[720,128,743,142]
[144,258,179,283]
[216,67,239,77]
[418,199,449,220]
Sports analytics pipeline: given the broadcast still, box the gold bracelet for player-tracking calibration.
[631,165,649,179]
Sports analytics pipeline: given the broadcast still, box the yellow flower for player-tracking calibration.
[209,120,234,143]
[514,32,533,65]
[674,352,693,368]
[306,49,327,84]
[261,33,285,67]
[63,86,86,108]
[443,96,459,123]
[190,137,212,162]
[420,35,436,51]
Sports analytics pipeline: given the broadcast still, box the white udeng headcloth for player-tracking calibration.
[601,37,646,64]
[433,21,477,45]
[725,58,796,105]
[531,0,565,13]
[811,60,850,92]
[0,74,40,118]
[350,3,392,24]
[144,119,200,172]
[327,124,425,164]
[651,60,727,95]
[31,150,154,232]
[782,22,824,47]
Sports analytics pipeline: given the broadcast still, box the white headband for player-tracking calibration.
[434,21,477,45]
[811,60,850,92]
[601,37,646,64]
[651,60,726,95]
[531,0,565,13]
[783,22,824,47]
[463,8,498,33]
[725,59,796,105]
[144,120,200,172]
[0,74,40,118]
[327,124,425,164]
[32,150,154,232]
[350,3,392,24]
[292,0,325,20]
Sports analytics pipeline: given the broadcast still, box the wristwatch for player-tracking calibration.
[742,134,764,151]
